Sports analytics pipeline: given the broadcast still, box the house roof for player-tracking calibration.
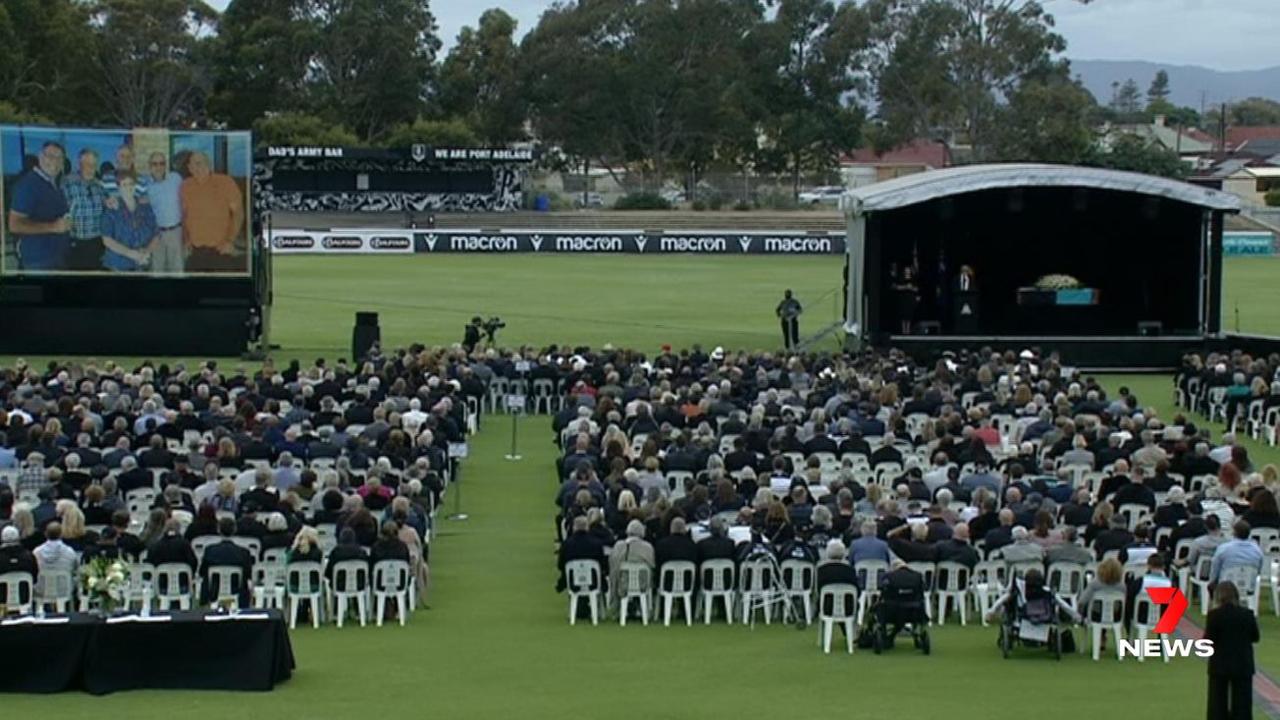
[1226,126,1280,148]
[841,140,950,168]
[845,163,1241,214]
[1235,138,1280,158]
[1109,123,1214,154]
[1238,166,1280,179]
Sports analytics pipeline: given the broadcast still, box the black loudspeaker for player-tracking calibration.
[916,321,942,336]
[1137,321,1163,337]
[352,312,380,362]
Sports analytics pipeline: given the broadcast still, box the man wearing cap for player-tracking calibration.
[0,526,38,581]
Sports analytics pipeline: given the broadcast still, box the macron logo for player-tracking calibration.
[1117,588,1214,658]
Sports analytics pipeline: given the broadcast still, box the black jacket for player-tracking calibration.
[1205,603,1258,677]
[148,533,197,569]
[696,536,736,565]
[198,539,254,604]
[556,531,606,592]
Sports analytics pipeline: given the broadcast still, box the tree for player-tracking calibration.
[1111,78,1142,118]
[1146,98,1200,128]
[993,70,1096,164]
[0,0,99,123]
[1085,134,1186,178]
[308,0,440,142]
[1146,69,1170,105]
[437,9,526,144]
[756,0,868,196]
[523,0,766,189]
[1207,97,1280,128]
[209,0,318,130]
[89,0,219,127]
[252,112,358,147]
[384,118,480,148]
[868,0,1085,160]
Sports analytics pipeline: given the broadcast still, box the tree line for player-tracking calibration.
[4,0,1259,183]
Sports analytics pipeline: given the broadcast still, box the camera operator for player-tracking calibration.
[463,316,483,353]
[482,316,506,344]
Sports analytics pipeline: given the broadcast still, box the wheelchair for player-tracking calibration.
[862,591,931,655]
[996,579,1067,660]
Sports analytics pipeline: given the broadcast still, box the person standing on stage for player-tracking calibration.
[892,265,920,335]
[146,151,186,274]
[7,141,71,271]
[776,290,802,350]
[956,265,976,293]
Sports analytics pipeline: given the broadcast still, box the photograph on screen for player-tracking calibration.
[0,126,252,276]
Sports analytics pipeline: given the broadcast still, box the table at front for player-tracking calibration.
[0,610,295,694]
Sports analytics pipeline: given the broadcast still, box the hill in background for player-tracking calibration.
[1071,59,1280,109]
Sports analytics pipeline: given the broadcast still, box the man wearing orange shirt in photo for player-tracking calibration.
[180,151,245,272]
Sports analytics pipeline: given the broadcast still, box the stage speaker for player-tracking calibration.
[916,321,941,336]
[1137,321,1163,337]
[352,312,380,362]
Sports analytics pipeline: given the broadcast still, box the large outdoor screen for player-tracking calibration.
[1,126,252,276]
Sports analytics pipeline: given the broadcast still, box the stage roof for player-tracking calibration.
[845,163,1242,214]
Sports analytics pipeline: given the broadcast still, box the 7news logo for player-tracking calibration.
[1118,587,1215,659]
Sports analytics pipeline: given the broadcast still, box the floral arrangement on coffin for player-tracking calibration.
[81,557,130,613]
[1033,273,1084,290]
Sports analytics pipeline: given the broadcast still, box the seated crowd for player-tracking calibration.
[0,345,484,615]
[551,344,1275,628]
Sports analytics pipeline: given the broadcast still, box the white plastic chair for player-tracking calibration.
[817,583,859,654]
[780,559,817,625]
[0,571,34,615]
[1117,504,1152,532]
[287,561,326,629]
[1087,591,1127,661]
[739,559,779,625]
[1187,555,1215,614]
[206,565,246,609]
[231,536,263,560]
[373,560,411,627]
[190,535,220,566]
[126,562,155,612]
[35,570,75,613]
[854,559,889,625]
[154,562,194,610]
[253,561,288,610]
[566,559,604,626]
[617,562,653,626]
[331,559,370,627]
[934,561,971,625]
[1131,593,1169,663]
[1046,562,1087,613]
[699,559,735,624]
[1220,565,1262,616]
[972,560,1007,626]
[658,561,697,627]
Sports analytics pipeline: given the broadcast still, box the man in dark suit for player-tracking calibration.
[239,468,279,515]
[0,526,38,579]
[983,509,1017,555]
[1112,470,1156,511]
[147,519,197,570]
[696,517,737,565]
[116,456,153,494]
[655,517,698,585]
[935,523,980,569]
[1165,500,1209,555]
[1204,580,1259,720]
[869,435,903,468]
[556,516,607,593]
[723,437,757,474]
[199,517,254,607]
[838,429,871,459]
[803,426,839,457]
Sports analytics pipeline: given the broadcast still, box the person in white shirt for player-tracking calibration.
[1209,433,1237,466]
[33,522,79,578]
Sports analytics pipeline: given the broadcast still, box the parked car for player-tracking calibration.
[797,185,845,205]
[659,188,687,205]
[573,192,605,208]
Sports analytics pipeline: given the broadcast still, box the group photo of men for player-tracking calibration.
[1,128,250,275]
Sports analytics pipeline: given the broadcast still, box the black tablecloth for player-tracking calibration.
[0,610,294,694]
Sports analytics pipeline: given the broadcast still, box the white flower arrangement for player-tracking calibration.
[81,557,131,612]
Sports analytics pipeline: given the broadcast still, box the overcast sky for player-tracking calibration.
[204,0,1279,71]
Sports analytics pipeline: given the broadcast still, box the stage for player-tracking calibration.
[842,164,1244,369]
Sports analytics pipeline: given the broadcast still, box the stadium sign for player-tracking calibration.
[269,230,416,254]
[411,230,845,255]
[270,228,845,254]
[1223,231,1275,256]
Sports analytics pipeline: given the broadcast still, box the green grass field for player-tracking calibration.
[12,253,1280,718]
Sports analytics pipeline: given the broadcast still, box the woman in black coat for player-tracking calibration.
[1204,580,1259,720]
